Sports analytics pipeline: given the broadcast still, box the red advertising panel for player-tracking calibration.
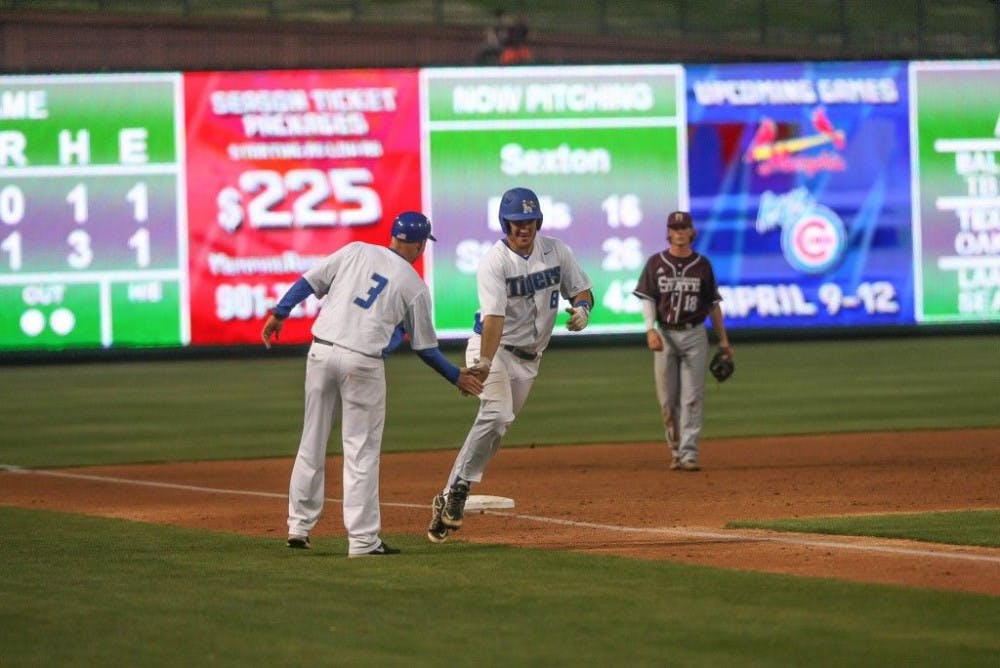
[184,69,422,345]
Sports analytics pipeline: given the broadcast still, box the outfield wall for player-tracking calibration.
[1,61,999,355]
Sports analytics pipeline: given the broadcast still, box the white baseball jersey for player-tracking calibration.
[304,241,438,356]
[478,235,591,352]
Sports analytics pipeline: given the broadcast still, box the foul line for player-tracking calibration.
[4,466,998,565]
[492,511,1000,563]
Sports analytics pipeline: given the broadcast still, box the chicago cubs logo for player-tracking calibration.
[758,188,847,275]
[780,205,846,274]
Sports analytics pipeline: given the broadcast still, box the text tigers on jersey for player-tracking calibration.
[507,267,562,297]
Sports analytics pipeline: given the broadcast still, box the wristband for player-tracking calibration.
[572,301,591,311]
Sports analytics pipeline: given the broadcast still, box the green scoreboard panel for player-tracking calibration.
[420,65,687,337]
[0,73,187,350]
[911,61,1000,323]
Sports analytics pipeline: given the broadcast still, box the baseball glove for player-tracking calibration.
[709,350,735,382]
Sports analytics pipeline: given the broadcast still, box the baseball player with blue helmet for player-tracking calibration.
[427,187,594,542]
[262,212,483,557]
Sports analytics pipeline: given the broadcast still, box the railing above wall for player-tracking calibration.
[1,0,998,74]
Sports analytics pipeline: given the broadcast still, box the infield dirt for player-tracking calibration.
[2,429,998,595]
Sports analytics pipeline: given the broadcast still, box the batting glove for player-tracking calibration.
[469,356,492,381]
[565,303,590,331]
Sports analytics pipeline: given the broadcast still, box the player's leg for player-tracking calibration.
[439,340,517,530]
[445,338,513,486]
[287,341,341,543]
[444,378,508,487]
[339,350,388,556]
[507,354,539,418]
[676,328,708,469]
[653,330,681,467]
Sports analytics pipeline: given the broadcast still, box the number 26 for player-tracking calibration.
[354,273,388,309]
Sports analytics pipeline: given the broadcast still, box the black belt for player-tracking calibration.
[502,344,538,361]
[313,336,382,359]
[661,322,701,331]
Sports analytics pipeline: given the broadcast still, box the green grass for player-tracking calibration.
[1,334,998,468]
[2,336,999,665]
[729,510,1000,548]
[1,506,998,667]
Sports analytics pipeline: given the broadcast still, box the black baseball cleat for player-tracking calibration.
[427,493,450,543]
[441,481,470,530]
[286,535,311,549]
[349,541,401,558]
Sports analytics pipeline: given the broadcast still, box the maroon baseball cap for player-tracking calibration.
[667,211,693,229]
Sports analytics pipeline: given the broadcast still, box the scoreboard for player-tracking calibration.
[0,74,187,349]
[421,65,686,336]
[1,62,996,354]
[910,61,1000,322]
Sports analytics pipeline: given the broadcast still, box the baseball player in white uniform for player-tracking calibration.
[427,187,594,542]
[261,212,483,557]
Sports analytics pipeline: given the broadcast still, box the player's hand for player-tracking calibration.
[456,369,485,396]
[261,315,283,349]
[646,328,663,351]
[468,356,492,382]
[565,305,590,331]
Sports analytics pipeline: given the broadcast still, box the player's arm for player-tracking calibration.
[564,289,594,332]
[558,241,595,331]
[414,346,484,396]
[633,257,662,351]
[466,314,503,382]
[470,251,507,379]
[406,294,483,396]
[708,302,733,358]
[704,265,732,357]
[570,289,594,310]
[261,277,315,349]
[639,297,663,351]
[381,323,407,357]
[478,314,503,361]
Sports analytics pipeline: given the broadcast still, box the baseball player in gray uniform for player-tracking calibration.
[261,212,483,557]
[633,211,732,471]
[427,187,594,542]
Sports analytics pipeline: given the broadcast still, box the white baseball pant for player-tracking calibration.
[287,341,386,555]
[653,326,708,463]
[444,335,539,488]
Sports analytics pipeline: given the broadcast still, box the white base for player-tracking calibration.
[464,494,515,511]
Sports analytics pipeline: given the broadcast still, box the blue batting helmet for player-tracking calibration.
[391,211,436,242]
[498,187,543,234]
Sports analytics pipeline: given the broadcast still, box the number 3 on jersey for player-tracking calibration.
[354,273,388,309]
